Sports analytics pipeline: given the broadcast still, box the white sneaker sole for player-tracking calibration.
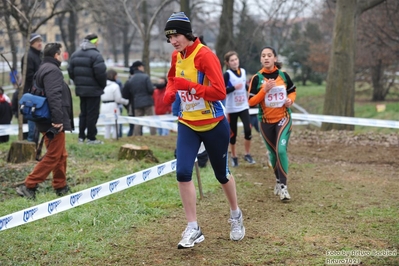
[177,235,205,249]
[280,192,291,201]
[230,226,245,241]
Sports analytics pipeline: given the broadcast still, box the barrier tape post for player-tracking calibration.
[194,161,204,200]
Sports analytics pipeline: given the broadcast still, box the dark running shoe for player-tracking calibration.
[244,154,256,164]
[16,184,37,200]
[55,185,70,196]
[231,157,238,167]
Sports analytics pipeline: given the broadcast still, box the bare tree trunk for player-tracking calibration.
[371,59,385,101]
[3,0,18,69]
[215,0,234,66]
[123,28,130,68]
[143,36,151,74]
[322,0,386,131]
[322,0,357,131]
[180,0,190,18]
[57,3,78,57]
[141,0,150,73]
[67,5,78,55]
[122,0,176,72]
[19,35,32,140]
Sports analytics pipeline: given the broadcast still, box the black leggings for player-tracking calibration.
[228,109,252,145]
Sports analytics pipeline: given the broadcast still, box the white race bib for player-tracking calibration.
[264,85,287,108]
[232,89,246,106]
[178,90,205,111]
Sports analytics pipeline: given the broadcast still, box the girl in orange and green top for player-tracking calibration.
[248,46,297,201]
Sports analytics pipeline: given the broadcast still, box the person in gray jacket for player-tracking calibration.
[16,43,74,199]
[68,33,107,144]
[122,61,156,136]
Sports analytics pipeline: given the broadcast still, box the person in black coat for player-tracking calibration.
[21,33,43,142]
[16,43,74,200]
[122,61,156,136]
[68,33,107,144]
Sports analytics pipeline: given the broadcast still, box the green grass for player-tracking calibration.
[0,134,220,265]
[0,78,398,265]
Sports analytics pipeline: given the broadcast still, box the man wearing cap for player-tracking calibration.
[163,12,245,249]
[122,60,156,136]
[20,33,43,142]
[16,42,74,199]
[68,33,107,144]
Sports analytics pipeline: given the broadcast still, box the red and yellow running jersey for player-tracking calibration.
[164,38,226,131]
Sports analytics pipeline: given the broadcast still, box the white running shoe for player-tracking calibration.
[177,226,205,249]
[279,184,291,201]
[274,183,281,196]
[228,212,245,241]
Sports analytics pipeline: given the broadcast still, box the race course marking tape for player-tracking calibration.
[1,113,398,137]
[0,159,176,232]
[291,113,399,129]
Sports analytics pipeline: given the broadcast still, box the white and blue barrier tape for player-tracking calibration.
[1,112,398,137]
[290,113,399,129]
[0,159,177,231]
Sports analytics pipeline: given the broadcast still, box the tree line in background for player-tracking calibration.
[1,0,398,132]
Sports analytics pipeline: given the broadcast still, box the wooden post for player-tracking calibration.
[194,161,204,200]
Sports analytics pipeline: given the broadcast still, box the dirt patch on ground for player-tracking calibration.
[100,130,399,265]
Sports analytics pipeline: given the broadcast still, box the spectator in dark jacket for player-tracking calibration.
[68,33,106,144]
[16,43,74,200]
[122,61,156,136]
[21,33,43,142]
[124,69,135,137]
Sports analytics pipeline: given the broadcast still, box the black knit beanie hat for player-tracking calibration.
[164,12,192,37]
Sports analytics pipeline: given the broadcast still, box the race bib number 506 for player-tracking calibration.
[178,90,205,111]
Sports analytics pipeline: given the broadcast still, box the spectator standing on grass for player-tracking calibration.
[123,60,156,136]
[163,12,245,249]
[123,67,135,136]
[223,51,255,167]
[16,43,74,200]
[21,33,43,142]
[0,87,12,143]
[68,33,107,144]
[100,69,129,139]
[153,77,171,135]
[248,46,296,201]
